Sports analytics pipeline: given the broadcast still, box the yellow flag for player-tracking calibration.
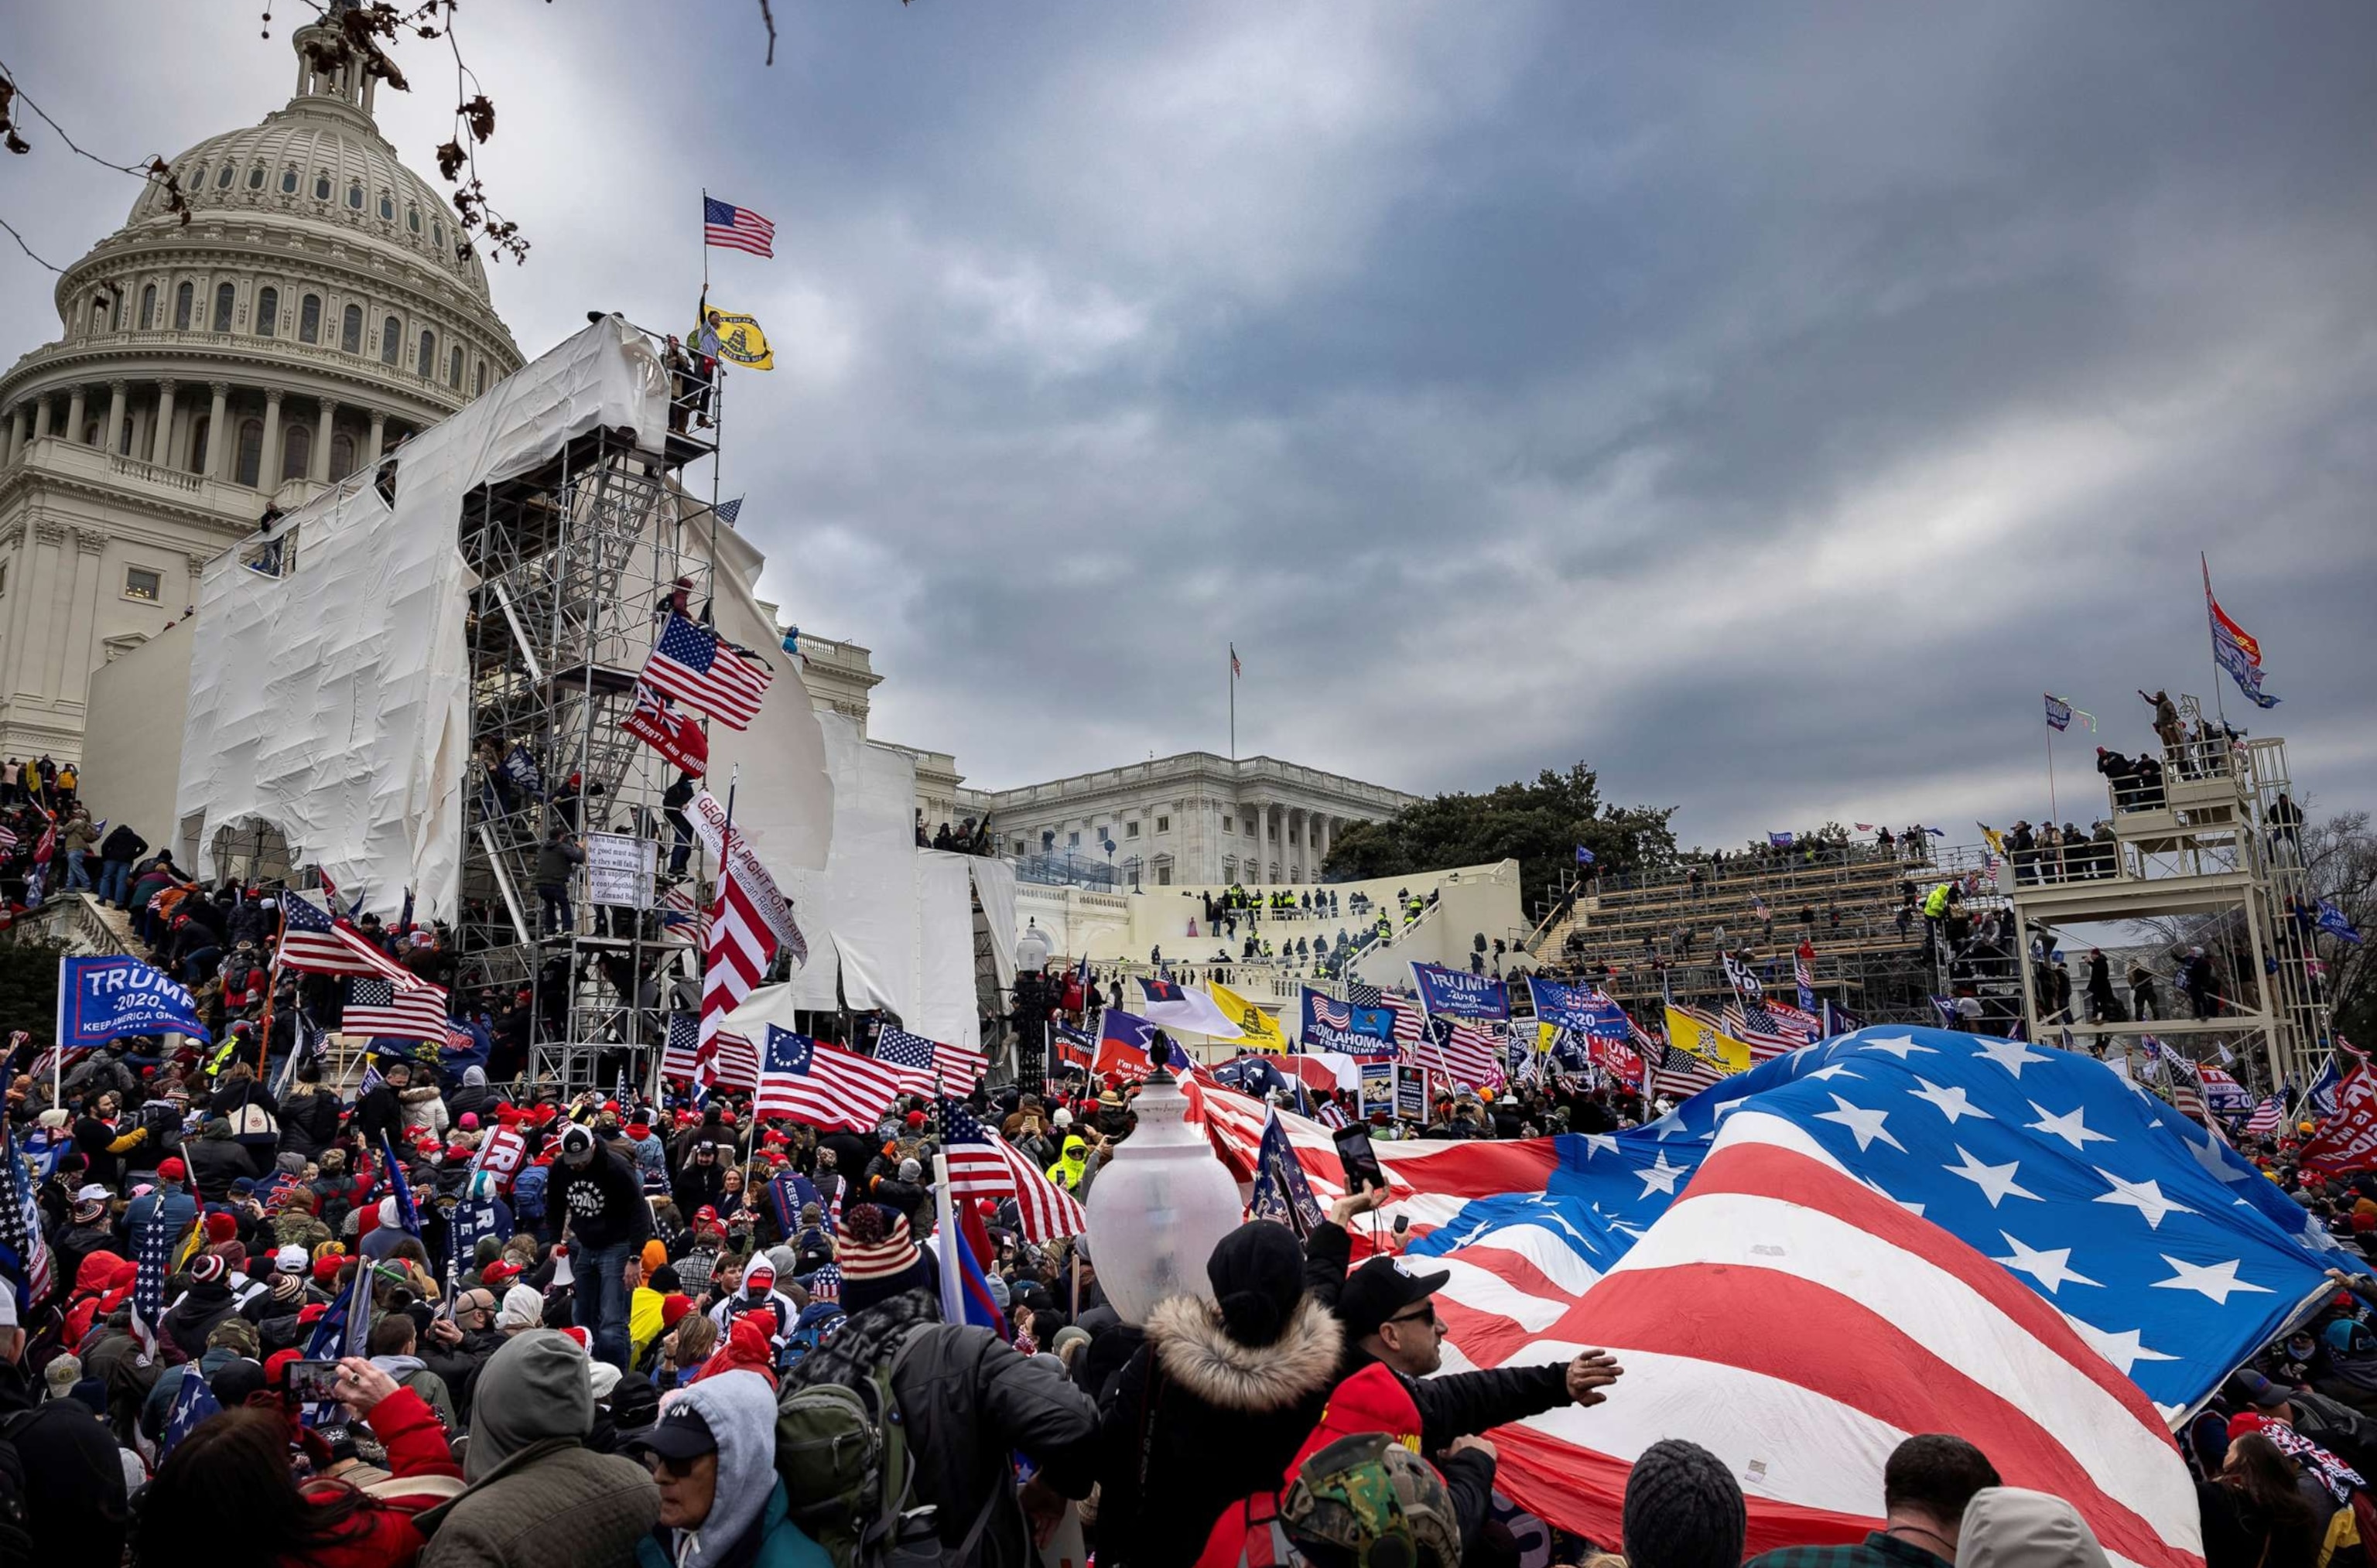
[1535,1021,1561,1055]
[1979,822,2006,857]
[1664,1005,1751,1075]
[1209,980,1288,1051]
[699,306,774,371]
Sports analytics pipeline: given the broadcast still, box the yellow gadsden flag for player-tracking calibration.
[1209,980,1289,1051]
[1664,1004,1751,1075]
[700,306,774,371]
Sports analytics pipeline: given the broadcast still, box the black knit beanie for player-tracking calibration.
[1206,1221,1304,1347]
[1623,1438,1746,1568]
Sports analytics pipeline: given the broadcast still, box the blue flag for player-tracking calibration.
[2317,901,2364,946]
[58,955,213,1046]
[1768,831,1795,848]
[378,1135,422,1238]
[1248,1109,1325,1237]
[160,1368,221,1460]
[1573,845,1595,866]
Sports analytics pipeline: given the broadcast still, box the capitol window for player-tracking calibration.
[329,431,355,482]
[281,167,299,194]
[191,164,207,190]
[235,419,263,487]
[347,182,364,210]
[313,172,331,201]
[1222,815,1233,832]
[298,293,321,343]
[248,164,265,190]
[173,282,193,330]
[124,567,162,603]
[407,207,421,235]
[418,329,435,377]
[381,316,400,364]
[213,282,235,333]
[1155,815,1171,833]
[342,304,364,354]
[216,164,235,190]
[1126,822,1141,839]
[449,347,463,388]
[256,287,278,338]
[378,190,395,221]
[473,363,486,395]
[281,424,312,481]
[139,285,156,330]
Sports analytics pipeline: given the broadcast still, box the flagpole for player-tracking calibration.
[255,905,288,1077]
[2202,552,2221,726]
[1228,644,1236,762]
[2045,719,2058,834]
[51,955,65,1106]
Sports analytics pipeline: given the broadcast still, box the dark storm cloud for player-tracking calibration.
[4,2,2369,848]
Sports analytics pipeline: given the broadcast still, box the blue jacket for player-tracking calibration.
[125,1181,197,1257]
[634,1477,833,1568]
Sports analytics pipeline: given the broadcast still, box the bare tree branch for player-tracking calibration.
[758,0,778,66]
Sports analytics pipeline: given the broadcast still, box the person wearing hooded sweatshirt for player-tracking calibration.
[1096,1224,1347,1568]
[552,1122,654,1372]
[708,1257,795,1345]
[416,1329,658,1568]
[1045,1135,1089,1192]
[628,1368,833,1568]
[161,1252,242,1361]
[1955,1488,2111,1568]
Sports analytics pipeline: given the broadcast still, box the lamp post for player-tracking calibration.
[1084,1069,1247,1324]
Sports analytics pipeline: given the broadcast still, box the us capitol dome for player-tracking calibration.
[0,9,523,760]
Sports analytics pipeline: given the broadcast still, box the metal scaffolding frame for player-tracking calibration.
[453,381,727,1095]
[2008,727,2327,1097]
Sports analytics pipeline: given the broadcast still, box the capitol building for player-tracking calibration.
[9,15,1416,883]
[0,12,522,763]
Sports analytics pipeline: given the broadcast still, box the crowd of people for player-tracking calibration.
[3,1019,2369,1568]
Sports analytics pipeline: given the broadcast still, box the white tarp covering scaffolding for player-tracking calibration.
[782,714,984,1051]
[703,520,832,875]
[175,318,669,920]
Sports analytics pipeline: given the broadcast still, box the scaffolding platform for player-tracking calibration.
[2007,716,2327,1095]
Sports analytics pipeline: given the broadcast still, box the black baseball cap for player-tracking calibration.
[1338,1254,1450,1341]
[624,1402,717,1463]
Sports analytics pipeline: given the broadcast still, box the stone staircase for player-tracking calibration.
[3,892,143,956]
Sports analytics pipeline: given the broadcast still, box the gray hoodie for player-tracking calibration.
[1958,1488,2111,1568]
[463,1328,594,1482]
[657,1369,781,1568]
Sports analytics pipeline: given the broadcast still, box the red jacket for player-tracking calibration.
[286,1385,462,1568]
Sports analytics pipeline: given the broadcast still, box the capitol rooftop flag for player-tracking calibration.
[59,955,211,1045]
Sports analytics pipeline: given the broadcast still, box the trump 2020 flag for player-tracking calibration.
[59,955,212,1045]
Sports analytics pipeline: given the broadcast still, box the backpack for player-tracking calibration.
[512,1163,548,1221]
[774,1333,1001,1568]
[223,1087,279,1152]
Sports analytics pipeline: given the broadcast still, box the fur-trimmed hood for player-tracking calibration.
[1147,1293,1342,1413]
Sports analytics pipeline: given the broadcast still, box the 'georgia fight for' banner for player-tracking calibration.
[59,956,212,1045]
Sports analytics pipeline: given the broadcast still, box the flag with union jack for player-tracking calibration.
[621,680,708,776]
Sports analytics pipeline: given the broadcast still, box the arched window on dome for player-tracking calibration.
[83,420,101,447]
[328,430,355,482]
[381,316,400,365]
[139,285,156,330]
[235,418,264,488]
[109,291,124,331]
[191,163,207,191]
[299,294,321,344]
[347,182,364,211]
[341,305,363,354]
[173,282,193,331]
[474,362,487,396]
[256,287,278,339]
[282,167,299,195]
[248,164,265,190]
[216,164,235,190]
[89,297,109,335]
[213,282,235,333]
[313,172,331,201]
[431,220,444,251]
[448,347,463,388]
[407,207,421,235]
[280,423,312,481]
[417,329,435,378]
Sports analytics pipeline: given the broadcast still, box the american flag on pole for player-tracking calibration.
[754,1027,904,1133]
[1721,999,1801,1062]
[641,613,772,730]
[279,895,420,986]
[703,196,776,258]
[1424,1016,1503,1088]
[0,1123,54,1310]
[658,1011,702,1085]
[701,1029,764,1097]
[2244,1096,2282,1136]
[130,1202,174,1355]
[661,881,711,948]
[938,1097,1086,1243]
[699,842,780,1063]
[344,976,450,1040]
[875,1027,990,1096]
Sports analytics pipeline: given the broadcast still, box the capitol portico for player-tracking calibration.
[0,10,522,761]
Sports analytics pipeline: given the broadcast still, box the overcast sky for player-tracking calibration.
[4,2,2371,852]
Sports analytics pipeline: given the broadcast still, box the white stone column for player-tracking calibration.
[63,388,87,445]
[149,380,176,464]
[258,391,283,492]
[58,528,107,711]
[310,398,337,482]
[104,381,128,457]
[16,521,68,702]
[5,407,23,466]
[30,397,51,442]
[206,382,231,479]
[365,409,386,467]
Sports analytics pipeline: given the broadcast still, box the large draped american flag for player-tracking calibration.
[1178,1023,2361,1568]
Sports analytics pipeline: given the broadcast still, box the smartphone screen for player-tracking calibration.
[286,1358,344,1403]
[1331,1124,1388,1194]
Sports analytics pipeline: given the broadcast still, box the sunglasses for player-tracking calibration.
[1385,1301,1438,1329]
[644,1450,706,1480]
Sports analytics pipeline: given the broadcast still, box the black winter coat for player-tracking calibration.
[184,1136,255,1202]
